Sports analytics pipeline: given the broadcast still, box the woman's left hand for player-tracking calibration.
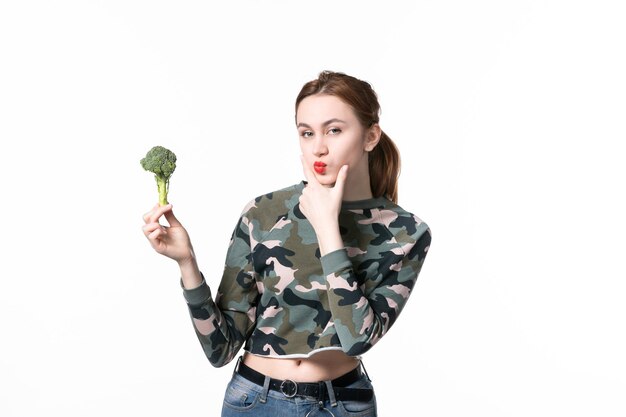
[299,156,348,255]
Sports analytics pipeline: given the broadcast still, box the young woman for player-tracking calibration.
[142,71,432,417]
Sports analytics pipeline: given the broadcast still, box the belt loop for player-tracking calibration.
[259,375,270,404]
[359,359,372,382]
[232,356,242,377]
[316,382,325,409]
[324,380,337,407]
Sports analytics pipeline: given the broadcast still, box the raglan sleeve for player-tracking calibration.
[321,216,431,356]
[180,203,259,367]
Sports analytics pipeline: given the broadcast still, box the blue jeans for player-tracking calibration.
[221,363,377,417]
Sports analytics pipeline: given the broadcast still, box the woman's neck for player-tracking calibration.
[341,162,373,201]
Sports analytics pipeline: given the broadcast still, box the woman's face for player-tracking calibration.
[296,94,378,187]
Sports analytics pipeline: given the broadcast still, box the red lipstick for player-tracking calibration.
[313,161,327,174]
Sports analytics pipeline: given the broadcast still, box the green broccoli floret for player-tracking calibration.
[140,146,177,206]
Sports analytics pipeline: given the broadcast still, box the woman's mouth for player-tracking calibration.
[313,161,327,174]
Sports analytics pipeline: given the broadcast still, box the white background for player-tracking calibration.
[1,1,624,416]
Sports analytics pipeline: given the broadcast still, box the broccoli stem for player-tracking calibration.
[156,175,169,206]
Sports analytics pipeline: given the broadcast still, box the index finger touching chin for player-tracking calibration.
[300,155,318,185]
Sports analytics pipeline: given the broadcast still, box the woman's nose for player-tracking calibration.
[312,136,328,156]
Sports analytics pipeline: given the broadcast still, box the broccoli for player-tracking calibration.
[140,145,177,206]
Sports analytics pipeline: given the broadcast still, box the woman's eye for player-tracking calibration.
[328,128,341,135]
[300,131,313,138]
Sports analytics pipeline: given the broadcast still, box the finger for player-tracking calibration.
[300,155,319,186]
[148,227,165,241]
[333,165,349,197]
[143,222,167,237]
[163,206,182,227]
[149,203,173,224]
[142,203,160,223]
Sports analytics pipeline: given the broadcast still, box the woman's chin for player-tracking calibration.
[315,174,337,187]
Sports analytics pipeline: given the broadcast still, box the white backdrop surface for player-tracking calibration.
[1,1,624,416]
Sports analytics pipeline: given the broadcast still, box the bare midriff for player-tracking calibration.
[242,350,360,382]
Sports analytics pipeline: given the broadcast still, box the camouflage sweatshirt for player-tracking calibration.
[182,181,431,368]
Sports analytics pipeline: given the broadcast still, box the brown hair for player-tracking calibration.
[295,70,401,203]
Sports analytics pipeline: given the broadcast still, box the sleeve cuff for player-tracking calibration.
[180,272,212,306]
[320,248,352,276]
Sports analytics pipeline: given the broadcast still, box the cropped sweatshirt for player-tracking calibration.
[181,181,431,368]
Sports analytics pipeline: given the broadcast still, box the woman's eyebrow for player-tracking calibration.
[297,118,347,128]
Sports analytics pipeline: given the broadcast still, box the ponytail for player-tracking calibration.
[369,130,400,203]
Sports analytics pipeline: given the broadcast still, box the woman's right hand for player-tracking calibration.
[142,203,195,265]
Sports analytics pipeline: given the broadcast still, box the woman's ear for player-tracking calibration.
[364,123,382,152]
